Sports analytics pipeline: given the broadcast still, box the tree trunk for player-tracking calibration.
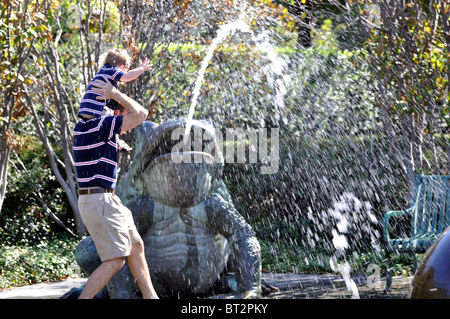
[23,87,86,238]
[0,145,10,214]
[276,0,314,48]
[0,92,13,214]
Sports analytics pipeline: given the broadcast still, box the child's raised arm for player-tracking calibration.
[120,58,152,82]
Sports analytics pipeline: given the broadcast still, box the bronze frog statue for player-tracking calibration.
[73,118,271,299]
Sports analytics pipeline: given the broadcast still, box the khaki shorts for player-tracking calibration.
[78,192,142,262]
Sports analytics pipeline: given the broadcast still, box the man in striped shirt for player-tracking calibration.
[73,76,159,299]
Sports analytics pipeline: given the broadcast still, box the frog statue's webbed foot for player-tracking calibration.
[241,289,261,299]
[235,280,278,298]
[261,279,279,296]
[240,279,279,298]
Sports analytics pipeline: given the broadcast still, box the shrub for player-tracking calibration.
[0,237,81,289]
[1,134,75,246]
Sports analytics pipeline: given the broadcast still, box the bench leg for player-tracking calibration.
[384,250,392,293]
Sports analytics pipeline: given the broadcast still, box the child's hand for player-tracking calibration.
[139,58,152,72]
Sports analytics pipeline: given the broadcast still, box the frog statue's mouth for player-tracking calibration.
[128,118,223,208]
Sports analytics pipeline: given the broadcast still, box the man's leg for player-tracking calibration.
[128,241,159,299]
[79,257,125,299]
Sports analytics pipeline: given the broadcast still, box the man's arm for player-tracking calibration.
[91,76,148,133]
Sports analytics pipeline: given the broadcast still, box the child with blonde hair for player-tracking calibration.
[78,48,151,119]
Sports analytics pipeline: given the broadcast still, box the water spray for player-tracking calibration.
[184,7,289,138]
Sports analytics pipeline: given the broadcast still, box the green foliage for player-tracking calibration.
[1,134,73,246]
[260,239,418,277]
[0,0,53,92]
[60,0,120,34]
[222,130,417,276]
[360,1,448,133]
[152,38,377,137]
[260,239,333,273]
[0,237,80,289]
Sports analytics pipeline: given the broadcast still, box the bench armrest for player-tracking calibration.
[383,208,413,243]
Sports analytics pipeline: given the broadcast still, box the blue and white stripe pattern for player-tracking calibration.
[73,115,123,189]
[78,64,124,118]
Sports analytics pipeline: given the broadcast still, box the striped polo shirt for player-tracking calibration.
[78,64,124,118]
[73,115,123,190]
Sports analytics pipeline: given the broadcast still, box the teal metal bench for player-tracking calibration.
[383,175,450,291]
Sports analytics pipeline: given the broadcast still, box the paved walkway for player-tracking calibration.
[0,273,412,299]
[261,273,412,299]
[0,277,87,299]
